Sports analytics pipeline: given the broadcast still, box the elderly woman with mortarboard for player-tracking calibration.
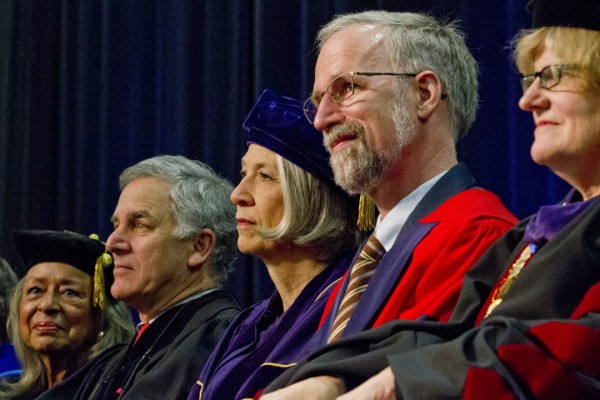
[0,230,134,400]
[258,0,600,398]
[187,89,362,400]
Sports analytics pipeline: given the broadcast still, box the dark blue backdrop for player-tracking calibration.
[0,1,568,308]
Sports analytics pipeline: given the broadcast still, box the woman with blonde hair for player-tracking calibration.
[0,230,134,399]
[188,90,362,400]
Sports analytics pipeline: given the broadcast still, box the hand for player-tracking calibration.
[260,376,344,400]
[337,368,395,400]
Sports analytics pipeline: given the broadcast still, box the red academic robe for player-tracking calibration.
[313,163,517,345]
[264,192,600,399]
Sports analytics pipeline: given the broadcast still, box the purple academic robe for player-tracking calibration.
[187,252,353,400]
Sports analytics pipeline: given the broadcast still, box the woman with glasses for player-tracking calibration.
[186,89,362,400]
[259,0,600,398]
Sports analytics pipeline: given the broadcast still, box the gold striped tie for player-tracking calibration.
[328,234,386,343]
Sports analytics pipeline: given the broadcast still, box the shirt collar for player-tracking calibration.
[374,170,447,251]
[136,288,219,330]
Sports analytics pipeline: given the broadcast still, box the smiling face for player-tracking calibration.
[230,144,284,258]
[518,46,600,189]
[312,25,417,194]
[106,176,197,316]
[19,262,95,357]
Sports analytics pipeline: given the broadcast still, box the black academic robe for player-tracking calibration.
[38,290,239,400]
[264,196,600,399]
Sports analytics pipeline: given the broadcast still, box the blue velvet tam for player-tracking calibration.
[529,0,600,31]
[243,89,339,190]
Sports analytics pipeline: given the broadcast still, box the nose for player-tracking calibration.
[518,78,547,112]
[38,292,60,313]
[106,225,128,254]
[230,178,254,207]
[313,95,344,133]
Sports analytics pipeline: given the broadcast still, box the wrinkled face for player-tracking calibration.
[519,47,600,179]
[106,176,196,312]
[19,262,95,356]
[230,144,284,258]
[312,25,416,194]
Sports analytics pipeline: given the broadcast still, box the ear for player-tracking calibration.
[415,71,445,120]
[187,229,216,269]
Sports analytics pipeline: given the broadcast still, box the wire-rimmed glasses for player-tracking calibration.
[303,71,418,124]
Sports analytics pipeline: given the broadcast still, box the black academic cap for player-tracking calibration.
[530,0,600,31]
[12,230,113,309]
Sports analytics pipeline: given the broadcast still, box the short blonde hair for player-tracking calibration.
[256,156,362,261]
[513,26,600,93]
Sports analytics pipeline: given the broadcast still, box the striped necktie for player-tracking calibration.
[328,234,386,343]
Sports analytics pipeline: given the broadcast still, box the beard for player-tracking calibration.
[325,102,416,194]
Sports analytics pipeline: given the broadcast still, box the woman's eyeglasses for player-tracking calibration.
[520,64,578,93]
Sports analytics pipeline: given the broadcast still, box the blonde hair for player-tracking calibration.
[513,26,600,93]
[0,279,134,398]
[255,155,362,261]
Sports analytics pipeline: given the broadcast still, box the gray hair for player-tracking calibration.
[0,257,17,343]
[317,11,479,140]
[1,279,134,398]
[119,155,237,285]
[257,156,362,261]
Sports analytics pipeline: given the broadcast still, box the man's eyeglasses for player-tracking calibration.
[303,71,417,124]
[520,64,577,93]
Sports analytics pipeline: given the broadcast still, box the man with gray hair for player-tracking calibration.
[39,155,240,400]
[260,9,516,399]
[288,10,515,350]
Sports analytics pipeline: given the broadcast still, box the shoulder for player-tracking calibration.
[36,344,127,400]
[422,188,517,226]
[166,291,240,350]
[188,289,241,321]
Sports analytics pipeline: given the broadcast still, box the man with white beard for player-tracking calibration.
[267,10,517,357]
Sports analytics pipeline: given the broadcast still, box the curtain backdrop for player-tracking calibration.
[0,0,567,308]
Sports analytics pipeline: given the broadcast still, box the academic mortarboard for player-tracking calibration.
[12,230,113,309]
[243,89,338,190]
[529,0,600,31]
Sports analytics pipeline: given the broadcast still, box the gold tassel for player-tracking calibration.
[89,234,113,310]
[357,193,376,231]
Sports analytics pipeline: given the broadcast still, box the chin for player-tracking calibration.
[530,144,554,166]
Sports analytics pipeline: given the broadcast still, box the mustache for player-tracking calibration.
[324,122,366,149]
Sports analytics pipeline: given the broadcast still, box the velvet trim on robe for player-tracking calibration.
[37,290,240,400]
[263,195,600,398]
[188,252,353,400]
[0,343,20,379]
[311,163,517,346]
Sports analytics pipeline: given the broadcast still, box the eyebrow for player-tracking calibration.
[25,276,87,286]
[110,210,151,225]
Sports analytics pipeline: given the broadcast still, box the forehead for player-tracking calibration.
[315,24,389,81]
[24,262,91,284]
[533,47,562,69]
[242,144,278,167]
[113,176,173,220]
